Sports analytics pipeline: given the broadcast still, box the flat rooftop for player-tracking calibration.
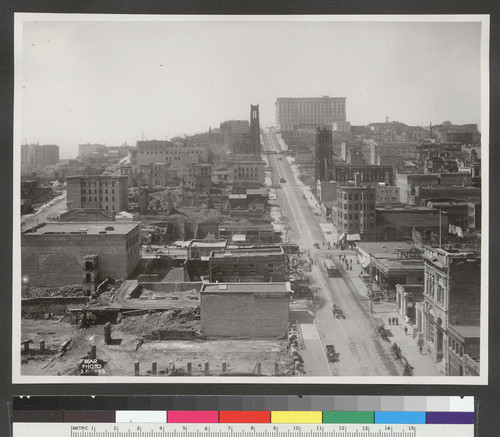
[211,247,284,258]
[201,282,292,294]
[23,222,139,235]
[372,258,424,272]
[356,242,414,258]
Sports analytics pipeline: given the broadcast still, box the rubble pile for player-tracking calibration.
[23,285,84,299]
[119,306,201,336]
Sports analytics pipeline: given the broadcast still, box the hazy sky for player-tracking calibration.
[17,16,484,158]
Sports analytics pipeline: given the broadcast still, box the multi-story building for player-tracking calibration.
[327,165,394,186]
[136,140,207,167]
[232,160,266,186]
[21,222,141,287]
[336,174,376,241]
[411,186,481,206]
[21,144,59,173]
[375,205,447,243]
[66,175,129,213]
[185,163,212,194]
[209,246,287,283]
[275,96,347,132]
[148,162,173,188]
[417,246,481,372]
[375,184,400,205]
[395,172,473,204]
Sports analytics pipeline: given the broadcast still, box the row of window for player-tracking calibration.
[139,149,203,155]
[340,203,375,211]
[338,212,375,221]
[81,189,115,195]
[338,192,376,201]
[82,196,115,203]
[80,181,116,187]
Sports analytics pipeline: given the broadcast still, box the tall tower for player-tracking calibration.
[250,104,260,155]
[315,128,333,182]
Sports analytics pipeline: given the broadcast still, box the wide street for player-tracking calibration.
[262,132,399,376]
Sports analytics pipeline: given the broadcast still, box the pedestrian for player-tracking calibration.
[404,326,408,335]
[388,317,392,325]
[395,318,399,325]
[419,345,423,355]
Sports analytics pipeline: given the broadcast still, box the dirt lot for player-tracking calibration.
[20,318,293,377]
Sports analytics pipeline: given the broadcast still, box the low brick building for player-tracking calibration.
[209,246,287,282]
[200,282,292,337]
[22,222,141,287]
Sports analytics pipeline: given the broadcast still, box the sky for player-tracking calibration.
[17,16,484,158]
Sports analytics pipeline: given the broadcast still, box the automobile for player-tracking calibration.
[280,177,286,183]
[278,157,282,160]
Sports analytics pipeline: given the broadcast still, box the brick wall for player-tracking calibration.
[22,231,140,287]
[201,293,289,337]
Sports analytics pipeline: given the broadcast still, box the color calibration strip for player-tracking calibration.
[13,410,474,425]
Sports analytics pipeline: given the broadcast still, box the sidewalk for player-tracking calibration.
[336,253,442,376]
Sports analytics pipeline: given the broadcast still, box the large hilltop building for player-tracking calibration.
[275,96,349,132]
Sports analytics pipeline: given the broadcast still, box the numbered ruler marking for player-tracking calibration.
[13,423,474,437]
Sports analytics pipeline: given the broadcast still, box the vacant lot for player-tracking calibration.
[20,318,293,377]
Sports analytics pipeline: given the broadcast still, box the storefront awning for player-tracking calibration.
[361,259,371,269]
[338,233,345,241]
[347,233,361,242]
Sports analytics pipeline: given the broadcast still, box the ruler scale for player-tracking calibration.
[12,396,475,437]
[12,423,474,437]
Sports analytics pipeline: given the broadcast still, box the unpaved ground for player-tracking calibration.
[20,319,292,377]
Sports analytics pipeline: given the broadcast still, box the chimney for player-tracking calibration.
[354,172,361,187]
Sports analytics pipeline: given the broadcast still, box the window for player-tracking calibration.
[249,264,255,274]
[268,263,274,273]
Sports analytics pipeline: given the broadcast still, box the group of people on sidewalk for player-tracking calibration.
[338,254,353,270]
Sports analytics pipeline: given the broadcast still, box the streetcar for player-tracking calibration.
[324,259,339,277]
